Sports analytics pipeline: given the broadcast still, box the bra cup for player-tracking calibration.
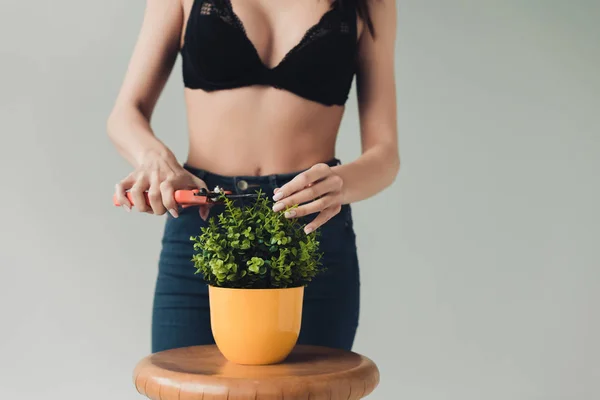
[184,19,261,86]
[274,34,356,105]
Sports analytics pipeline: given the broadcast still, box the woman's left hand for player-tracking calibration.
[272,163,344,234]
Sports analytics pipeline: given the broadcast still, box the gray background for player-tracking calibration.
[1,0,599,399]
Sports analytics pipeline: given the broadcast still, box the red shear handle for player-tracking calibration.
[112,189,233,207]
[112,190,210,207]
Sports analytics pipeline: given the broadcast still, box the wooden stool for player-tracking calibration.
[134,345,380,399]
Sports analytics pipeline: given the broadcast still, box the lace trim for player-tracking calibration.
[199,0,236,26]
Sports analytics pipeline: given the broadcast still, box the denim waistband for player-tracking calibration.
[183,158,341,194]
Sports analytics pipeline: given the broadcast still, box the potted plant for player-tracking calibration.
[190,190,324,365]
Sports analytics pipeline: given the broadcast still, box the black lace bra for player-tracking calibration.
[180,0,358,106]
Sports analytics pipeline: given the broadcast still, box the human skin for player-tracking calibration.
[107,0,399,233]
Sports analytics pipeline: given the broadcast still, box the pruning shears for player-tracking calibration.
[112,188,259,208]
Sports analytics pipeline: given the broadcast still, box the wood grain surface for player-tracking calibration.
[134,345,380,399]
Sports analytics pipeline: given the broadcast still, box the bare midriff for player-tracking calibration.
[184,86,345,177]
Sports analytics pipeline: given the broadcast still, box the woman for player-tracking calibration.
[107,0,398,353]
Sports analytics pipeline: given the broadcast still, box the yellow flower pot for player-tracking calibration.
[209,285,304,365]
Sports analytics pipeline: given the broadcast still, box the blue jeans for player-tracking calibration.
[151,159,361,353]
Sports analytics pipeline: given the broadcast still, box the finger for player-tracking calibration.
[284,194,341,219]
[272,163,331,202]
[148,177,167,215]
[190,175,211,220]
[199,204,212,221]
[303,206,342,234]
[160,180,178,218]
[115,175,135,211]
[130,179,151,213]
[272,175,342,213]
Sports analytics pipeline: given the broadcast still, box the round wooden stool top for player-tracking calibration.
[134,345,379,400]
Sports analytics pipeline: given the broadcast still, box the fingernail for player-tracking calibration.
[284,210,296,218]
[304,226,313,235]
[122,204,131,212]
[169,208,179,218]
[272,202,285,212]
[273,191,284,201]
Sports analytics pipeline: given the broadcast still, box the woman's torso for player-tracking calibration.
[179,0,363,176]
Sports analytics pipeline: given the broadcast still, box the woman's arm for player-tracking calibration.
[270,0,399,233]
[107,0,182,166]
[107,0,210,218]
[333,0,400,204]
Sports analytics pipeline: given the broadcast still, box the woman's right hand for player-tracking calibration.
[114,152,212,220]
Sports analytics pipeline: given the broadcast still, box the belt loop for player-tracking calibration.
[269,174,278,192]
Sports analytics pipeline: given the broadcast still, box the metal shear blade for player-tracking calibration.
[220,193,260,200]
[194,190,259,200]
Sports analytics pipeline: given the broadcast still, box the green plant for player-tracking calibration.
[190,190,324,289]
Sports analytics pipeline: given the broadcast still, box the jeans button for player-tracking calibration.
[237,180,248,191]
